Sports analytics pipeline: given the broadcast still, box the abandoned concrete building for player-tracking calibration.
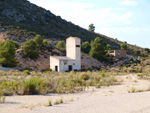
[50,37,81,72]
[108,49,127,58]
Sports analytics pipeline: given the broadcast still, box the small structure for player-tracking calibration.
[0,32,6,42]
[108,49,127,58]
[50,37,81,72]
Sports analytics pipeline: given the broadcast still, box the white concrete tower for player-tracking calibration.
[66,37,81,70]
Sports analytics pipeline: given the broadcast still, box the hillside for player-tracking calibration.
[0,0,148,56]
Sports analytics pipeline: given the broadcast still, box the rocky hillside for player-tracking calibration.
[15,47,104,71]
[0,0,148,56]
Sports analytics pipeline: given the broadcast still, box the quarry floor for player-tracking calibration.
[1,74,150,113]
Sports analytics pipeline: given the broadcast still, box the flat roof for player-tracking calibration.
[108,49,126,51]
[67,37,80,40]
[51,56,75,61]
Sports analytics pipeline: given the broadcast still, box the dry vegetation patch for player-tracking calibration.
[0,70,118,96]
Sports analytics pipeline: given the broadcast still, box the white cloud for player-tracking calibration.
[121,0,137,6]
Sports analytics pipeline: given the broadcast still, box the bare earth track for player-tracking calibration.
[0,74,150,113]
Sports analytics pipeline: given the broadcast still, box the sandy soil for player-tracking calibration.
[0,74,150,113]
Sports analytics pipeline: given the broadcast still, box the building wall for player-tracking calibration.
[50,56,60,71]
[108,50,127,58]
[75,38,81,69]
[115,50,127,57]
[50,37,81,72]
[0,67,16,71]
[59,60,76,72]
[66,37,76,59]
[66,37,81,70]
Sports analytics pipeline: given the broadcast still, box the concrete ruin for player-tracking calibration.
[108,49,127,58]
[50,37,81,72]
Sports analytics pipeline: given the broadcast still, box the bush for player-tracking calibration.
[80,73,90,81]
[56,41,66,51]
[34,34,43,46]
[121,42,127,50]
[106,44,111,50]
[23,67,32,71]
[42,40,50,46]
[0,40,18,67]
[81,41,91,54]
[23,78,37,95]
[23,39,39,59]
[22,77,45,95]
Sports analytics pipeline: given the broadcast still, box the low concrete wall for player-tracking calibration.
[0,67,15,71]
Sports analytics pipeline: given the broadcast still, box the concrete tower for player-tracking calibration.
[66,37,81,70]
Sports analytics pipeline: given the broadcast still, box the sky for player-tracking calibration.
[29,0,150,48]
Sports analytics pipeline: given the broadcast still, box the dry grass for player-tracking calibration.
[0,70,117,96]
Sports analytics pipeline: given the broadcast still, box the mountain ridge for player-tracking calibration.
[0,0,148,56]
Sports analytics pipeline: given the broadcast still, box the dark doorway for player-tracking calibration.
[68,65,72,71]
[55,66,58,72]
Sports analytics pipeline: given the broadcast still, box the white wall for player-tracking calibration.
[50,56,60,71]
[0,67,15,71]
[66,37,81,71]
[75,38,81,70]
[67,37,76,59]
[50,37,81,72]
[59,60,80,72]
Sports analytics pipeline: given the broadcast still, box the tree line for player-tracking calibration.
[0,35,127,67]
[56,37,128,62]
[0,35,51,67]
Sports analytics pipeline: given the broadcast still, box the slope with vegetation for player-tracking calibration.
[0,0,148,56]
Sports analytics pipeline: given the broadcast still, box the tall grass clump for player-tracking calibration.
[0,70,118,95]
[48,98,52,106]
[22,77,45,95]
[80,73,90,81]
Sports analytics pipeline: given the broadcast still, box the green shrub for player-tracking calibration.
[42,40,50,46]
[131,87,136,93]
[23,39,39,59]
[80,73,90,81]
[22,77,45,95]
[23,67,32,71]
[56,41,66,51]
[34,34,43,46]
[54,99,60,105]
[48,98,52,106]
[0,40,18,67]
[120,42,127,50]
[81,41,91,54]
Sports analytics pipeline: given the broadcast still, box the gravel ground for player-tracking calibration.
[24,92,150,113]
[1,74,150,113]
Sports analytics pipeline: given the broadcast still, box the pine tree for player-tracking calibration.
[56,41,66,51]
[81,41,91,54]
[89,24,95,32]
[89,37,107,61]
[23,39,39,59]
[0,40,17,67]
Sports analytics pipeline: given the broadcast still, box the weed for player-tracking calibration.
[131,87,136,93]
[48,98,52,106]
[59,97,63,104]
[69,98,74,102]
[54,99,60,105]
[80,73,90,81]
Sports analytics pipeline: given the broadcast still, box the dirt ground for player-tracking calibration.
[1,74,150,113]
